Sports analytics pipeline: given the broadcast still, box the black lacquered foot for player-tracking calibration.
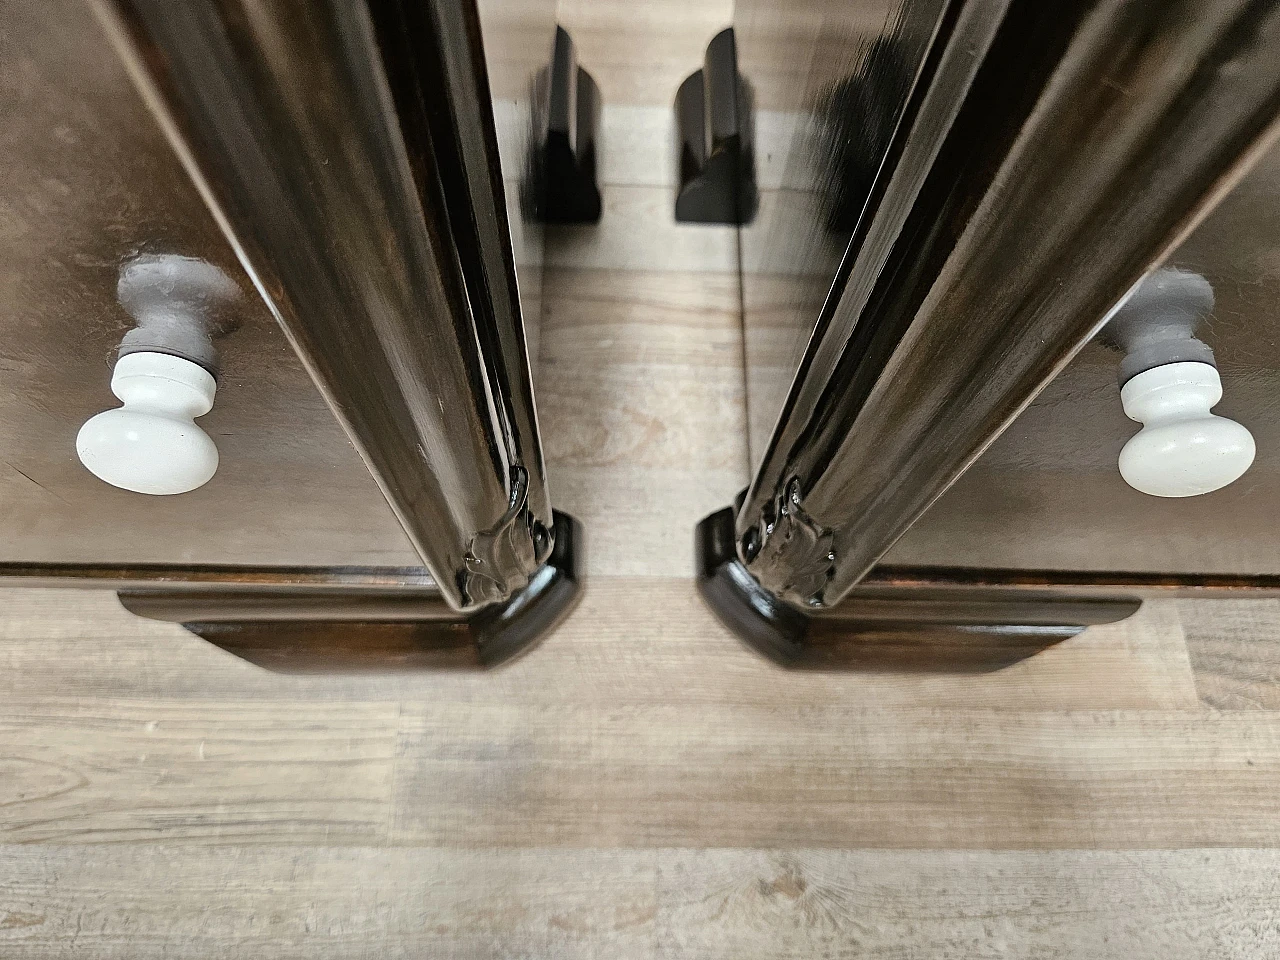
[674,28,758,225]
[696,506,809,665]
[470,509,583,665]
[532,28,602,224]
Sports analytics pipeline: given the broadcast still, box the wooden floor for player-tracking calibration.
[5,1,1280,956]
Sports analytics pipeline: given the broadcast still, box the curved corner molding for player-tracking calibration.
[697,506,1140,670]
[719,0,1280,632]
[93,0,559,614]
[5,510,581,671]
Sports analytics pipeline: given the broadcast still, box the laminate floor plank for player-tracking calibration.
[0,699,398,844]
[546,188,738,274]
[546,470,744,577]
[654,848,1280,960]
[538,359,744,471]
[0,846,660,960]
[2,847,1277,960]
[556,0,731,107]
[538,263,748,577]
[392,702,1280,849]
[592,106,802,192]
[1179,598,1280,709]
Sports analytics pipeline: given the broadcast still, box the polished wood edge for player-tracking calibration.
[698,505,1218,671]
[0,517,581,673]
[100,511,581,673]
[177,620,482,673]
[116,590,454,623]
[0,564,438,592]
[3,558,1277,599]
[859,566,1280,599]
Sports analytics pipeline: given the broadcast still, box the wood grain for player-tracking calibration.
[592,106,803,192]
[1,847,1277,959]
[393,699,1280,848]
[655,849,1280,960]
[0,699,397,844]
[547,470,745,576]
[1179,598,1280,709]
[538,266,748,575]
[597,106,678,188]
[539,364,743,470]
[557,0,731,106]
[546,188,737,273]
[0,846,659,959]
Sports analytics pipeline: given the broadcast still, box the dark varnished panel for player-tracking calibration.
[0,0,420,567]
[696,505,1138,669]
[737,0,1280,580]
[888,128,1280,574]
[88,509,581,668]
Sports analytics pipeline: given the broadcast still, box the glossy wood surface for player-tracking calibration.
[106,0,558,609]
[736,0,1280,607]
[735,0,1280,579]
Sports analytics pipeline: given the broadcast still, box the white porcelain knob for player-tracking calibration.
[76,352,218,495]
[1119,361,1254,498]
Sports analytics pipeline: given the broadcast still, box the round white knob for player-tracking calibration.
[1119,361,1254,498]
[76,352,219,495]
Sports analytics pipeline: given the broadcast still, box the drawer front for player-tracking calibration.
[889,137,1280,575]
[1,0,419,567]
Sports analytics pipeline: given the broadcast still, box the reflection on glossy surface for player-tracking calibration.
[527,26,603,226]
[737,0,948,464]
[477,0,559,357]
[0,0,419,567]
[889,136,1280,573]
[674,27,758,225]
